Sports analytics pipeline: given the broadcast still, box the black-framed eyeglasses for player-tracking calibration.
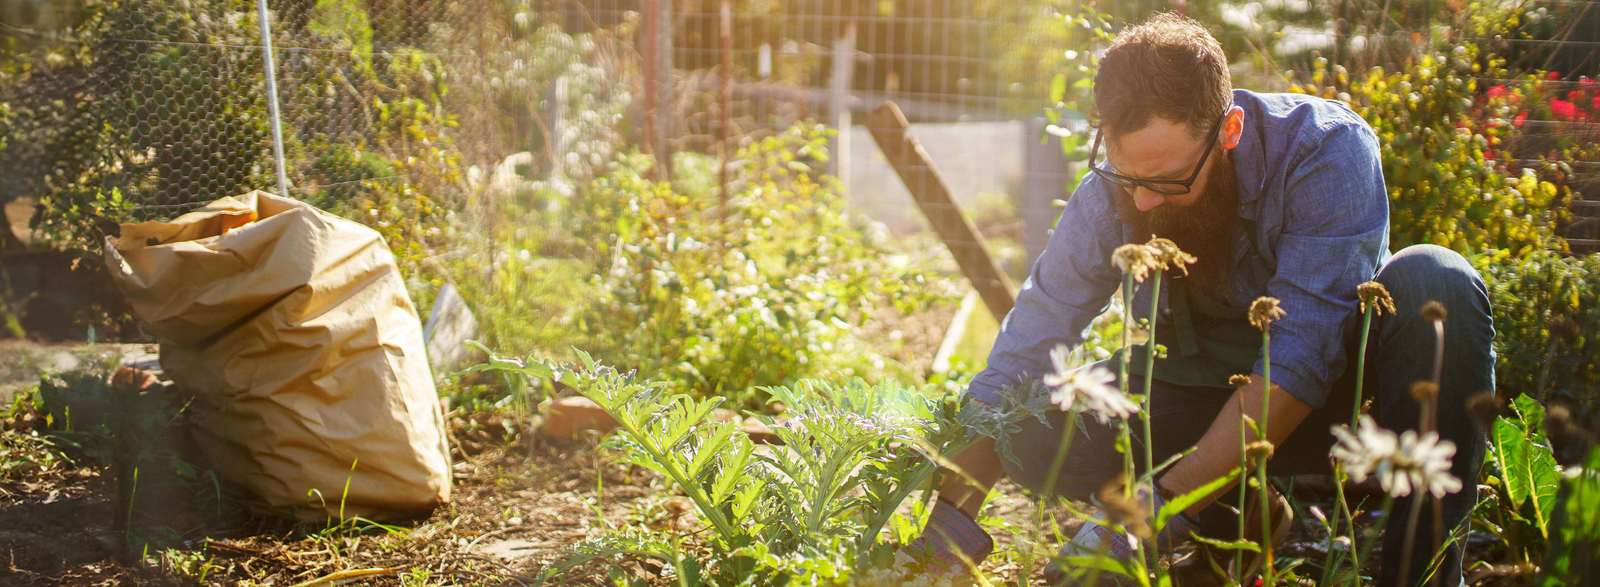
[1088,113,1227,196]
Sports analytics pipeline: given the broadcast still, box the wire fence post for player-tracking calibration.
[256,0,290,197]
[654,0,675,178]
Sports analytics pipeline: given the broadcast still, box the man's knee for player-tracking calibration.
[1375,245,1488,314]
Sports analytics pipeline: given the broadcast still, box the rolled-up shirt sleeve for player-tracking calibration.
[966,175,1125,405]
[1256,123,1389,409]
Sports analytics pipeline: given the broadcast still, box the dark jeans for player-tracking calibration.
[997,245,1493,587]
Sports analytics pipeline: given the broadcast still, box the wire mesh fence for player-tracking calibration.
[0,0,1596,249]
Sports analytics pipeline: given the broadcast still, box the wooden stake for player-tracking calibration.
[867,102,1017,320]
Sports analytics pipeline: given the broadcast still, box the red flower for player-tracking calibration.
[1593,95,1600,112]
[1552,99,1577,121]
[1548,71,1562,81]
[1489,85,1509,99]
[1514,111,1529,127]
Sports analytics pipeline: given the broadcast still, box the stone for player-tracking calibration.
[423,283,481,375]
[542,396,618,439]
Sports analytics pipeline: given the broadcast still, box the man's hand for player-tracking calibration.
[1156,374,1312,514]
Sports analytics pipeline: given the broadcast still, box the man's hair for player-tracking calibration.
[1091,13,1232,139]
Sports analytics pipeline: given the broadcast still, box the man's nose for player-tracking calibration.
[1133,189,1166,212]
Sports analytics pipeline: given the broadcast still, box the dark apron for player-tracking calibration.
[1111,276,1262,390]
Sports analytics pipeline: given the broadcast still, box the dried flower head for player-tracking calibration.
[1420,301,1448,323]
[1545,405,1575,446]
[1095,475,1152,539]
[1249,297,1287,331]
[1044,345,1140,424]
[1550,316,1579,344]
[1112,243,1159,283]
[1357,282,1397,316]
[1465,392,1500,431]
[1230,374,1253,388]
[1409,381,1440,404]
[1146,238,1198,276]
[1331,415,1462,498]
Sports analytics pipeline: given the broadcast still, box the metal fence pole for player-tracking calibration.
[256,0,291,197]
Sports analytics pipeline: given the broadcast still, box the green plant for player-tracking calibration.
[1477,394,1563,564]
[1290,51,1568,258]
[1479,249,1599,407]
[1540,445,1600,586]
[471,348,969,585]
[442,126,958,413]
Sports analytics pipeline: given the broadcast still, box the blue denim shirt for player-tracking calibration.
[970,90,1390,410]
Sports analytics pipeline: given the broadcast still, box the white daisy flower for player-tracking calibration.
[1043,345,1140,425]
[1330,415,1461,498]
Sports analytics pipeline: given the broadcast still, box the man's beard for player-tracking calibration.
[1115,152,1239,302]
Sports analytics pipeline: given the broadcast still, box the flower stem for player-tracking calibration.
[1319,461,1358,586]
[1141,271,1162,496]
[1039,415,1078,523]
[1259,328,1274,584]
[1120,273,1135,500]
[1236,392,1248,576]
[1396,491,1427,587]
[1352,493,1397,587]
[1351,310,1374,428]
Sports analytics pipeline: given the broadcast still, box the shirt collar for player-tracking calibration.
[1230,89,1268,214]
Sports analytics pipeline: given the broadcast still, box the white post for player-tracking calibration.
[256,0,290,197]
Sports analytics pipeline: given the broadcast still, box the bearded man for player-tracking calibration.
[902,13,1494,587]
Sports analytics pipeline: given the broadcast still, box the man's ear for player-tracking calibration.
[1221,105,1244,150]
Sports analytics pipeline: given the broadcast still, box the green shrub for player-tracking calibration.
[1292,52,1568,258]
[1541,446,1600,586]
[566,126,956,407]
[434,125,958,410]
[1479,249,1599,404]
[473,350,971,585]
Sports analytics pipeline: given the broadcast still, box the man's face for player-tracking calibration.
[1106,110,1245,299]
[1104,116,1225,213]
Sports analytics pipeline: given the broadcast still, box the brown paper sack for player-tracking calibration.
[104,191,451,521]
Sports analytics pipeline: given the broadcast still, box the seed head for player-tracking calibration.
[1249,297,1287,331]
[1544,405,1574,446]
[1095,475,1152,539]
[1420,301,1448,324]
[1146,238,1197,276]
[1465,392,1500,431]
[1356,282,1397,316]
[1230,374,1253,388]
[1550,316,1578,344]
[1409,381,1439,404]
[1112,243,1159,283]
